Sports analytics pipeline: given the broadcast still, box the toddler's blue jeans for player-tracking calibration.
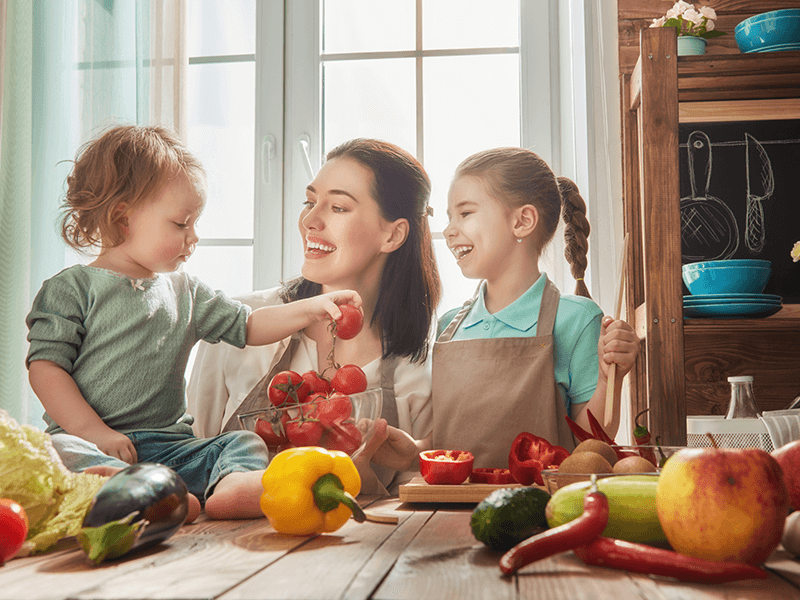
[50,430,269,503]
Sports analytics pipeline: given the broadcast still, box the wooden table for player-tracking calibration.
[3,496,800,600]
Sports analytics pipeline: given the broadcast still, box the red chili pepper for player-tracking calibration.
[499,476,609,575]
[633,408,658,467]
[418,450,474,485]
[508,432,568,486]
[586,409,616,445]
[573,537,769,584]
[469,468,517,485]
[565,416,595,443]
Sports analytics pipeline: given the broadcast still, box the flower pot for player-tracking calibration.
[677,36,707,56]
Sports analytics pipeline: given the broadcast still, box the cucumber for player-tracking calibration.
[545,475,667,546]
[471,486,551,552]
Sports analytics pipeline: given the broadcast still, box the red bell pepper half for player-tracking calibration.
[469,468,517,485]
[419,450,475,485]
[508,432,569,486]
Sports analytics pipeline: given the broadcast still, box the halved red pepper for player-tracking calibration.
[469,468,517,485]
[508,432,569,486]
[419,450,474,485]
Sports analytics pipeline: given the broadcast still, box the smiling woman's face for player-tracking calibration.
[299,157,395,290]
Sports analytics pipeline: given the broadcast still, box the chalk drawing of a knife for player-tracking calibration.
[744,133,774,254]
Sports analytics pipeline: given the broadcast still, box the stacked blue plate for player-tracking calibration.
[683,293,782,318]
[735,10,800,53]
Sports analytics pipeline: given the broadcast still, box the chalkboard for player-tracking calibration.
[679,120,800,303]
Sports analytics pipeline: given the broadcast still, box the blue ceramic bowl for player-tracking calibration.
[735,9,800,53]
[682,261,771,295]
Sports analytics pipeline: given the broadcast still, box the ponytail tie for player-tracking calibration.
[575,278,584,281]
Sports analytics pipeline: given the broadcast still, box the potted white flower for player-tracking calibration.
[650,1,727,55]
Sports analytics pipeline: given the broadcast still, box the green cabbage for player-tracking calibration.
[0,410,107,555]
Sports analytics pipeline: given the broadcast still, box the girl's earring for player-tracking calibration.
[517,238,523,243]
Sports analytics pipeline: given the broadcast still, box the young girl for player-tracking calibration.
[26,125,360,517]
[374,147,641,471]
[431,147,640,468]
[187,138,442,498]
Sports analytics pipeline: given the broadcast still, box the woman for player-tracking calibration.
[187,138,441,494]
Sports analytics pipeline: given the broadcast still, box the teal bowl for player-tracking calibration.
[735,10,800,53]
[682,261,771,295]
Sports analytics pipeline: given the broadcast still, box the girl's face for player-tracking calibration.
[299,157,399,290]
[444,175,519,280]
[118,173,203,277]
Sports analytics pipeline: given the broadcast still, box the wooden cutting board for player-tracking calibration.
[398,476,546,503]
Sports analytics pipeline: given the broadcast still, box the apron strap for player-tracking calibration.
[221,336,301,433]
[537,277,561,336]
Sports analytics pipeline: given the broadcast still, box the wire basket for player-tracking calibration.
[687,416,774,452]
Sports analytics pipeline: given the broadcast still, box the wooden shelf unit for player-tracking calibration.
[622,27,800,446]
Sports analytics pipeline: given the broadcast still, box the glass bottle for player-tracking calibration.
[725,376,761,419]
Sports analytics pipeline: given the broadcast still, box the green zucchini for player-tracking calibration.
[470,487,551,552]
[545,475,667,546]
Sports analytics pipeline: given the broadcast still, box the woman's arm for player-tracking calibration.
[28,360,138,464]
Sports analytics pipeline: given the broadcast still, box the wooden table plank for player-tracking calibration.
[372,509,515,600]
[0,519,307,600]
[219,500,430,600]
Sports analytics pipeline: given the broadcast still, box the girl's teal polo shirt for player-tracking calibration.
[437,274,603,412]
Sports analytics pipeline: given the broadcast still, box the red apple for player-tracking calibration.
[772,440,800,511]
[656,446,789,566]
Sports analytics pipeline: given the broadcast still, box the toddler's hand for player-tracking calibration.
[308,290,362,323]
[89,429,138,465]
[598,316,640,378]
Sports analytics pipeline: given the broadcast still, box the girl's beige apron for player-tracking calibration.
[432,277,575,469]
[221,335,401,489]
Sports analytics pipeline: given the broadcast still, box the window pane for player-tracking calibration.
[322,58,416,156]
[323,0,414,54]
[188,0,255,56]
[423,0,519,50]
[433,239,479,313]
[423,54,520,233]
[184,246,253,298]
[188,62,255,239]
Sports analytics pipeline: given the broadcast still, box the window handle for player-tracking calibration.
[299,135,315,181]
[261,134,276,185]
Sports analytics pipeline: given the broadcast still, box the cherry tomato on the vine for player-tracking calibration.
[0,498,28,565]
[268,370,310,406]
[301,370,331,397]
[254,415,289,449]
[331,364,368,395]
[321,420,362,455]
[332,304,363,340]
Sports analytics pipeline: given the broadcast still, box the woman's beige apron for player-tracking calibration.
[432,278,575,469]
[221,334,401,489]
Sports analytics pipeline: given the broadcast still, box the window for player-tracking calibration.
[184,0,569,313]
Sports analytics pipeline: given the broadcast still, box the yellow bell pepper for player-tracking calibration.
[260,446,366,535]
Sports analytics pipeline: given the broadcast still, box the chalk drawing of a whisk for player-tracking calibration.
[744,133,774,254]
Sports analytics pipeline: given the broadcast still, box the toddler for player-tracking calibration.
[26,125,360,517]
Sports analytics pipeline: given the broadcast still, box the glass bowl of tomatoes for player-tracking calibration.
[238,388,384,458]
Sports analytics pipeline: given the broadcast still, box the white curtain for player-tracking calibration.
[0,0,187,426]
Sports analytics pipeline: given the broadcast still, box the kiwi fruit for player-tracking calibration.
[558,451,613,475]
[572,439,618,466]
[612,455,658,474]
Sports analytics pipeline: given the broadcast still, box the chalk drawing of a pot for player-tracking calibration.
[680,131,739,262]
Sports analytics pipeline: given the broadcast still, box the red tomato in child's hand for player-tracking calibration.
[268,370,310,406]
[301,370,331,398]
[322,420,362,455]
[333,304,363,340]
[0,498,28,565]
[254,416,289,449]
[331,364,368,395]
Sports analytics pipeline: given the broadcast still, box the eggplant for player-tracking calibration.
[77,463,190,564]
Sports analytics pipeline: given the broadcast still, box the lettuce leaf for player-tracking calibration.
[0,410,107,555]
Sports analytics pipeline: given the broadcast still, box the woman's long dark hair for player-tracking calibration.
[280,139,441,363]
